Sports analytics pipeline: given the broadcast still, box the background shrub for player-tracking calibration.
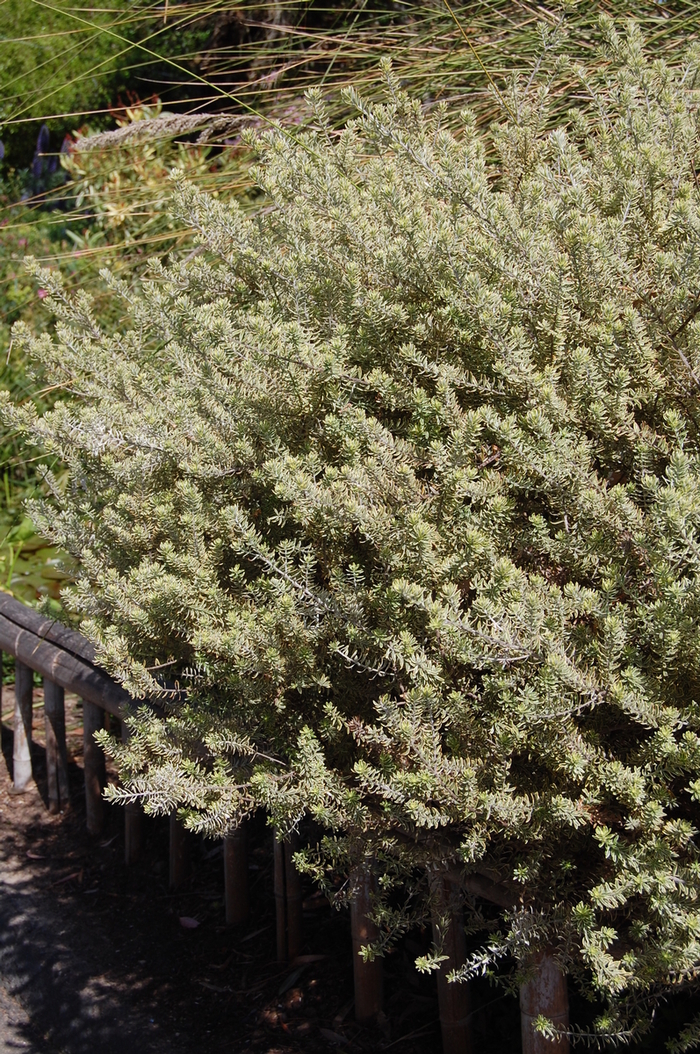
[9,24,700,1045]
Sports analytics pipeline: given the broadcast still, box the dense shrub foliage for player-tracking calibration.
[9,25,700,1044]
[0,99,256,603]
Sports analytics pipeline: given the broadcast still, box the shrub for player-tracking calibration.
[59,98,256,264]
[0,100,255,604]
[0,0,216,167]
[8,23,700,1044]
[0,179,73,601]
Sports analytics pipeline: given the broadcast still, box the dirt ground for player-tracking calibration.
[0,686,522,1054]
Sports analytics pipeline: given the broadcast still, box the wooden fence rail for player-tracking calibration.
[0,591,569,1053]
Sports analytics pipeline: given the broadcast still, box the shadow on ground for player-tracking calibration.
[0,713,188,1054]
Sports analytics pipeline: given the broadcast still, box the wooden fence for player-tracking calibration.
[0,590,569,1054]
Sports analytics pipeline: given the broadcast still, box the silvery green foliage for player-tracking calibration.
[8,25,700,1043]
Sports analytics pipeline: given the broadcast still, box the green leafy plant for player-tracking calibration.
[8,22,700,1045]
[0,94,259,605]
[59,97,258,265]
[0,177,74,602]
[0,0,225,166]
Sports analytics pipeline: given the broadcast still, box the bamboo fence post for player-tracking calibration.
[224,825,249,925]
[44,678,69,812]
[274,832,287,962]
[12,660,33,791]
[285,833,304,961]
[520,951,569,1054]
[431,875,472,1054]
[169,811,190,889]
[121,721,142,865]
[82,699,106,835]
[274,830,305,961]
[350,865,384,1025]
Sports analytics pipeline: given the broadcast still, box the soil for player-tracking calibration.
[0,686,522,1054]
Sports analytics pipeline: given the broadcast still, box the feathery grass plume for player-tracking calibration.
[9,24,700,1042]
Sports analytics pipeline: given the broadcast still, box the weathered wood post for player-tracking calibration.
[274,830,304,961]
[274,833,287,961]
[431,874,472,1054]
[82,699,106,835]
[121,721,142,865]
[224,825,249,925]
[285,834,304,961]
[520,951,569,1054]
[12,660,33,791]
[169,811,190,889]
[44,678,69,812]
[350,865,384,1025]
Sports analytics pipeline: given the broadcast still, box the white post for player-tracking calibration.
[12,660,33,790]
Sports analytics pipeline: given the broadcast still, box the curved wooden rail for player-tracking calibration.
[0,592,96,662]
[0,591,252,948]
[0,608,129,717]
[0,594,132,833]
